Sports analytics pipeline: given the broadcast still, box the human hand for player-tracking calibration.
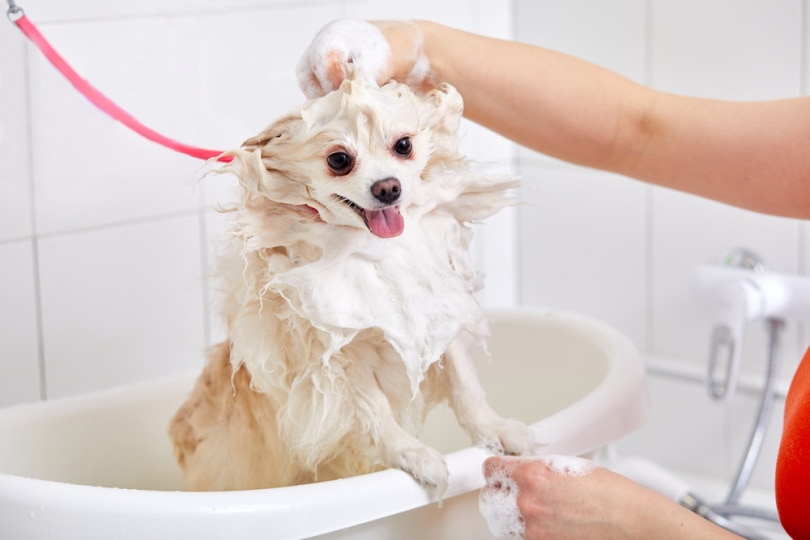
[297,20,433,98]
[480,455,743,540]
[480,455,627,540]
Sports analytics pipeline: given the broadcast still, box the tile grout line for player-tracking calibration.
[21,39,48,401]
[29,209,204,242]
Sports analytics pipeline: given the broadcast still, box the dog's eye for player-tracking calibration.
[393,137,412,158]
[326,152,354,175]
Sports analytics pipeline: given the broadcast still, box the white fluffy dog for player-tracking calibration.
[169,72,539,494]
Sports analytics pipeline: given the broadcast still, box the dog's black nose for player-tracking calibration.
[371,177,401,204]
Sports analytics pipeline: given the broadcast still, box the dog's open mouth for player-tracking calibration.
[337,196,405,238]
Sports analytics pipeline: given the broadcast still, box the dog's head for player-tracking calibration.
[231,72,464,239]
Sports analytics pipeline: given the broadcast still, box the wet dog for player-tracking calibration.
[169,73,539,494]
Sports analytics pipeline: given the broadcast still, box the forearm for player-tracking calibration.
[618,475,743,539]
[413,21,649,171]
[629,94,810,218]
[414,21,810,219]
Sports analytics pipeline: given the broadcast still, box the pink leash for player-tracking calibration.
[7,1,231,163]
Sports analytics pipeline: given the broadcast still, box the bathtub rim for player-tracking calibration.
[0,306,651,539]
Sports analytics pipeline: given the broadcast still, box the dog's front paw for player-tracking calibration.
[399,445,449,496]
[474,418,546,457]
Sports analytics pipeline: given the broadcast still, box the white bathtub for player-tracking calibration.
[0,308,651,540]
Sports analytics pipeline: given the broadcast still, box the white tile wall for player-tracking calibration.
[19,0,320,23]
[1,19,39,407]
[801,2,810,94]
[0,19,32,243]
[515,0,648,80]
[37,215,206,398]
[1,0,808,503]
[344,0,474,29]
[197,3,342,150]
[518,161,648,348]
[0,241,41,406]
[26,19,204,235]
[650,0,803,100]
[616,373,728,479]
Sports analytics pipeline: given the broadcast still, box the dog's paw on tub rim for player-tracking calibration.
[399,444,450,499]
[475,420,550,458]
[516,423,551,455]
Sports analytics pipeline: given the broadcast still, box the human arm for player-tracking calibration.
[300,20,810,219]
[481,456,743,540]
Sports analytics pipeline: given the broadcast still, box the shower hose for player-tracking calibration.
[708,317,784,526]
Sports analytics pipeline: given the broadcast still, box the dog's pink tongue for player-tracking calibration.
[366,207,404,238]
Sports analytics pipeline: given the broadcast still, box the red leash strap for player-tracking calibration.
[10,7,230,163]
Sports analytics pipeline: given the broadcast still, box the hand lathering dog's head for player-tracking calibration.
[233,74,464,238]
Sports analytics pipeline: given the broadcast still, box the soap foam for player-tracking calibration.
[539,454,596,478]
[297,20,391,98]
[479,455,596,539]
[479,461,524,540]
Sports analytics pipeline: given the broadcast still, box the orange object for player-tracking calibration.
[776,346,810,539]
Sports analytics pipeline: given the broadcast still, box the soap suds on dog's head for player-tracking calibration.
[479,455,596,539]
[297,20,435,99]
[297,20,391,99]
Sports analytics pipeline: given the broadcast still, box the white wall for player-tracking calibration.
[516,0,809,493]
[1,0,807,496]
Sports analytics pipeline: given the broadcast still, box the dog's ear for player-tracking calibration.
[420,83,465,163]
[241,114,300,154]
[421,83,464,134]
[223,114,313,205]
[241,129,275,151]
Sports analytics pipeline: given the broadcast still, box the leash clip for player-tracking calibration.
[7,0,24,22]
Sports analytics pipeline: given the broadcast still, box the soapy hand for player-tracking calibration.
[480,455,608,540]
[479,455,743,540]
[297,20,433,98]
